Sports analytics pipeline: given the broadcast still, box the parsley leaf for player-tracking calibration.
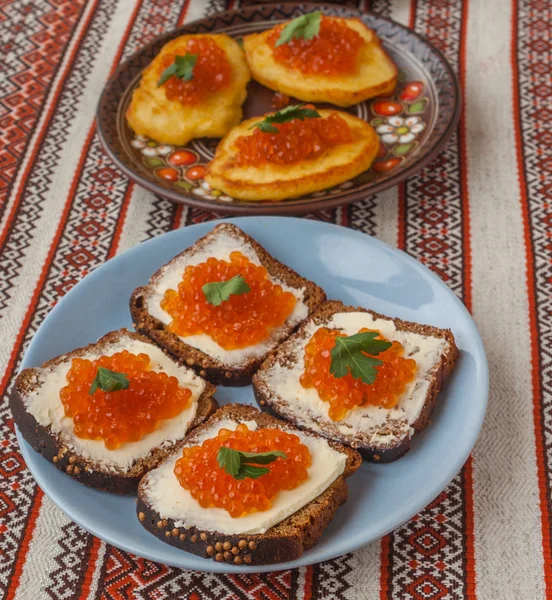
[157,53,198,87]
[235,450,287,464]
[89,367,130,395]
[275,12,322,47]
[216,446,241,478]
[250,104,321,134]
[235,464,269,480]
[330,332,392,385]
[202,275,251,306]
[216,447,287,480]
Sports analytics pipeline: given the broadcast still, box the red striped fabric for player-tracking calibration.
[0,0,550,598]
[511,0,552,595]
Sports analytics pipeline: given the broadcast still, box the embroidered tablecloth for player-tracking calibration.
[1,0,550,598]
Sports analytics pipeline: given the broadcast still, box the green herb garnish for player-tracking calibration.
[157,53,198,87]
[217,447,287,480]
[250,104,321,134]
[89,367,130,395]
[330,332,392,385]
[275,12,322,47]
[202,275,251,306]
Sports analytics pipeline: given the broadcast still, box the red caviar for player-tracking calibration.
[271,92,290,110]
[268,16,365,75]
[161,252,296,350]
[60,351,192,449]
[299,328,416,421]
[235,113,353,167]
[160,37,231,105]
[174,424,311,517]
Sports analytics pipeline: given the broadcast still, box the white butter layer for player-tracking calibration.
[142,419,347,535]
[261,311,449,446]
[24,338,206,472]
[147,228,308,367]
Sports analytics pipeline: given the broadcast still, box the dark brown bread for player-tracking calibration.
[130,223,326,386]
[253,300,459,462]
[10,329,218,494]
[137,404,361,566]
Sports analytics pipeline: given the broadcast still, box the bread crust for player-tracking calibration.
[137,404,361,565]
[10,329,218,494]
[204,110,379,201]
[243,18,397,107]
[130,223,326,386]
[253,300,459,462]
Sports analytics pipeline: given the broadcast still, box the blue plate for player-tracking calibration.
[16,217,488,573]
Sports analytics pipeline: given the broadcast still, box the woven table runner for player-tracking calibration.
[1,0,550,598]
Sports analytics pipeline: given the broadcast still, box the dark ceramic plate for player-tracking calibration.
[97,3,461,215]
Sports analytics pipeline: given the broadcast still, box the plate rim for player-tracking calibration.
[96,2,462,215]
[16,217,488,573]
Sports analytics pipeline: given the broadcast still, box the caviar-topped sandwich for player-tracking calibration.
[126,33,250,145]
[10,330,217,493]
[137,404,361,565]
[205,104,379,201]
[131,224,326,386]
[243,12,397,107]
[253,301,458,462]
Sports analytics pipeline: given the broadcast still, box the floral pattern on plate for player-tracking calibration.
[133,142,232,202]
[365,79,430,177]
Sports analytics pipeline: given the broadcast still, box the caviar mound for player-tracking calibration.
[174,423,312,517]
[60,350,192,449]
[205,109,379,201]
[160,251,297,350]
[235,113,353,167]
[268,16,364,76]
[160,37,231,105]
[126,33,250,146]
[299,327,417,421]
[243,19,397,107]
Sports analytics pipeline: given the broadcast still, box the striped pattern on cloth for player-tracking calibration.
[0,0,550,598]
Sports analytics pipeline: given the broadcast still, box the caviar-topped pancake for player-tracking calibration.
[205,105,379,201]
[243,13,397,107]
[126,34,250,145]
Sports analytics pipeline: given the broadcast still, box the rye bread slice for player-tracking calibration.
[10,329,218,494]
[137,404,361,566]
[253,300,459,462]
[130,223,326,387]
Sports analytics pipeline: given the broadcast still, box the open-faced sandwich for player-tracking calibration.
[126,33,250,145]
[130,223,326,386]
[10,329,217,493]
[137,404,361,565]
[253,301,458,462]
[243,12,397,107]
[205,105,379,201]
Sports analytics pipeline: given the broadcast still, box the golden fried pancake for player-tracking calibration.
[243,17,397,108]
[126,34,250,146]
[205,109,379,201]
